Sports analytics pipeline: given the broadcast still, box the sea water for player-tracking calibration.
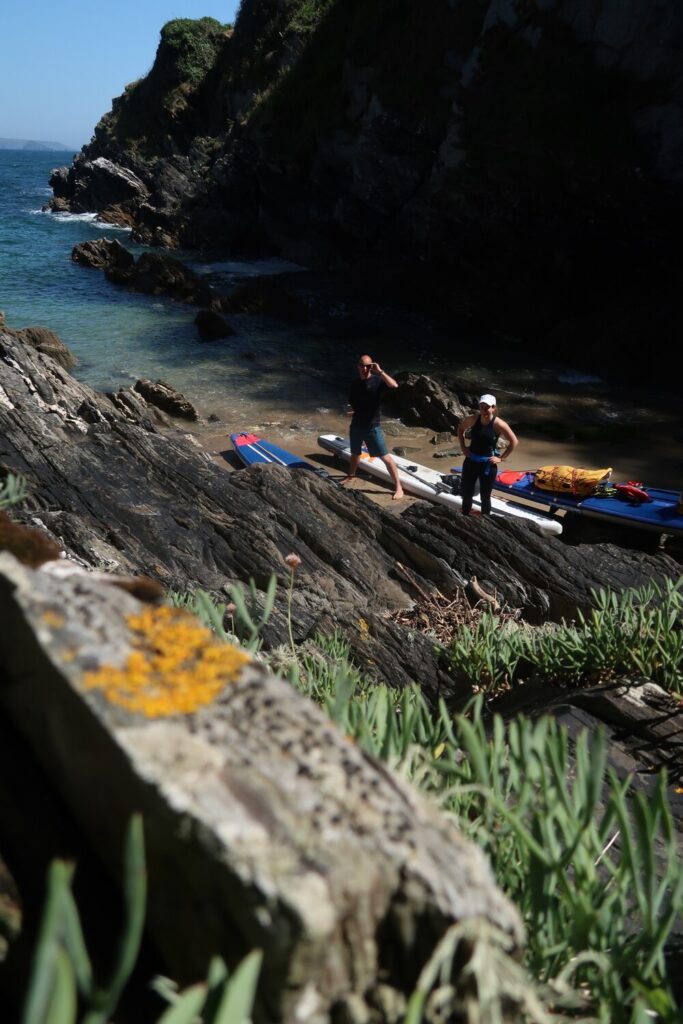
[0,149,345,423]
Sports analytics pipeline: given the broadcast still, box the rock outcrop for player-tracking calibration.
[71,237,134,271]
[72,241,217,307]
[382,372,476,433]
[0,313,76,370]
[133,378,200,421]
[194,308,235,340]
[3,331,682,1015]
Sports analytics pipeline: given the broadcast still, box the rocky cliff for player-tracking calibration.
[50,1,683,371]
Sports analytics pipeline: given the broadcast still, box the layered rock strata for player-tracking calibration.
[1,331,679,694]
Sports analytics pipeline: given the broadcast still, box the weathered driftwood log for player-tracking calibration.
[0,553,523,1022]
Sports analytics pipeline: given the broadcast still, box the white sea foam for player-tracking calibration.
[50,210,97,223]
[32,209,131,231]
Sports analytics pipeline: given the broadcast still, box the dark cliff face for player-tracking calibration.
[50,0,683,374]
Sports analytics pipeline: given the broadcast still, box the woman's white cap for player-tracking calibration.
[479,393,496,406]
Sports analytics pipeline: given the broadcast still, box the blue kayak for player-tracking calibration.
[488,469,683,535]
[231,433,324,473]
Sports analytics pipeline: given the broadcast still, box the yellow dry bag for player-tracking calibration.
[534,465,612,497]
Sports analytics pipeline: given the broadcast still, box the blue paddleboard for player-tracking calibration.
[231,433,322,473]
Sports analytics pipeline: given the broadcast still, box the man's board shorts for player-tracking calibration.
[350,423,389,458]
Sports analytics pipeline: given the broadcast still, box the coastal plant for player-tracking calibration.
[448,579,683,694]
[0,472,27,510]
[160,18,229,87]
[283,553,301,655]
[164,585,682,1019]
[431,702,683,1022]
[23,817,146,1024]
[313,671,683,1021]
[287,0,336,36]
[449,610,526,690]
[22,815,262,1024]
[404,920,549,1024]
[286,633,683,1020]
[170,575,276,654]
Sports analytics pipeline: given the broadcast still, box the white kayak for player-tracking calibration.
[318,434,562,538]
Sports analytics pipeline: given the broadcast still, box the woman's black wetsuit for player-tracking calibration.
[462,415,498,515]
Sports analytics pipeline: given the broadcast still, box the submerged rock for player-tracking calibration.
[71,237,134,271]
[194,309,235,340]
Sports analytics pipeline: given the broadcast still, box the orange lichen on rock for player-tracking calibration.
[42,609,66,629]
[84,605,250,717]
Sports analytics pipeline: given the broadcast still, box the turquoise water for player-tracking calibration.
[0,149,346,422]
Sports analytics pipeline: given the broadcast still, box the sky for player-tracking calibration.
[1,2,240,151]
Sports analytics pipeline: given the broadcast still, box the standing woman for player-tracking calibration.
[457,394,518,516]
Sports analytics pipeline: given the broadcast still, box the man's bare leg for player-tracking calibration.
[382,454,404,499]
[341,453,361,486]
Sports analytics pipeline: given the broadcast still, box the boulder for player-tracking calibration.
[71,242,215,306]
[0,552,523,1021]
[48,197,70,213]
[107,386,172,428]
[78,157,150,208]
[106,252,213,305]
[133,379,200,421]
[194,309,235,340]
[71,238,135,271]
[383,373,475,432]
[48,165,73,199]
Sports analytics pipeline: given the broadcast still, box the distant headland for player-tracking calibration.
[0,137,73,152]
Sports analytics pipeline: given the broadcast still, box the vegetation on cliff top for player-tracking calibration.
[93,17,230,153]
[159,18,230,86]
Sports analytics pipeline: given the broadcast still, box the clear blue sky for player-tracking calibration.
[1,2,240,151]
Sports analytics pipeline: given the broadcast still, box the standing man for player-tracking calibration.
[342,355,404,500]
[457,394,518,516]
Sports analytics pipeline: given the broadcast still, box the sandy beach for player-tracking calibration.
[192,366,683,514]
